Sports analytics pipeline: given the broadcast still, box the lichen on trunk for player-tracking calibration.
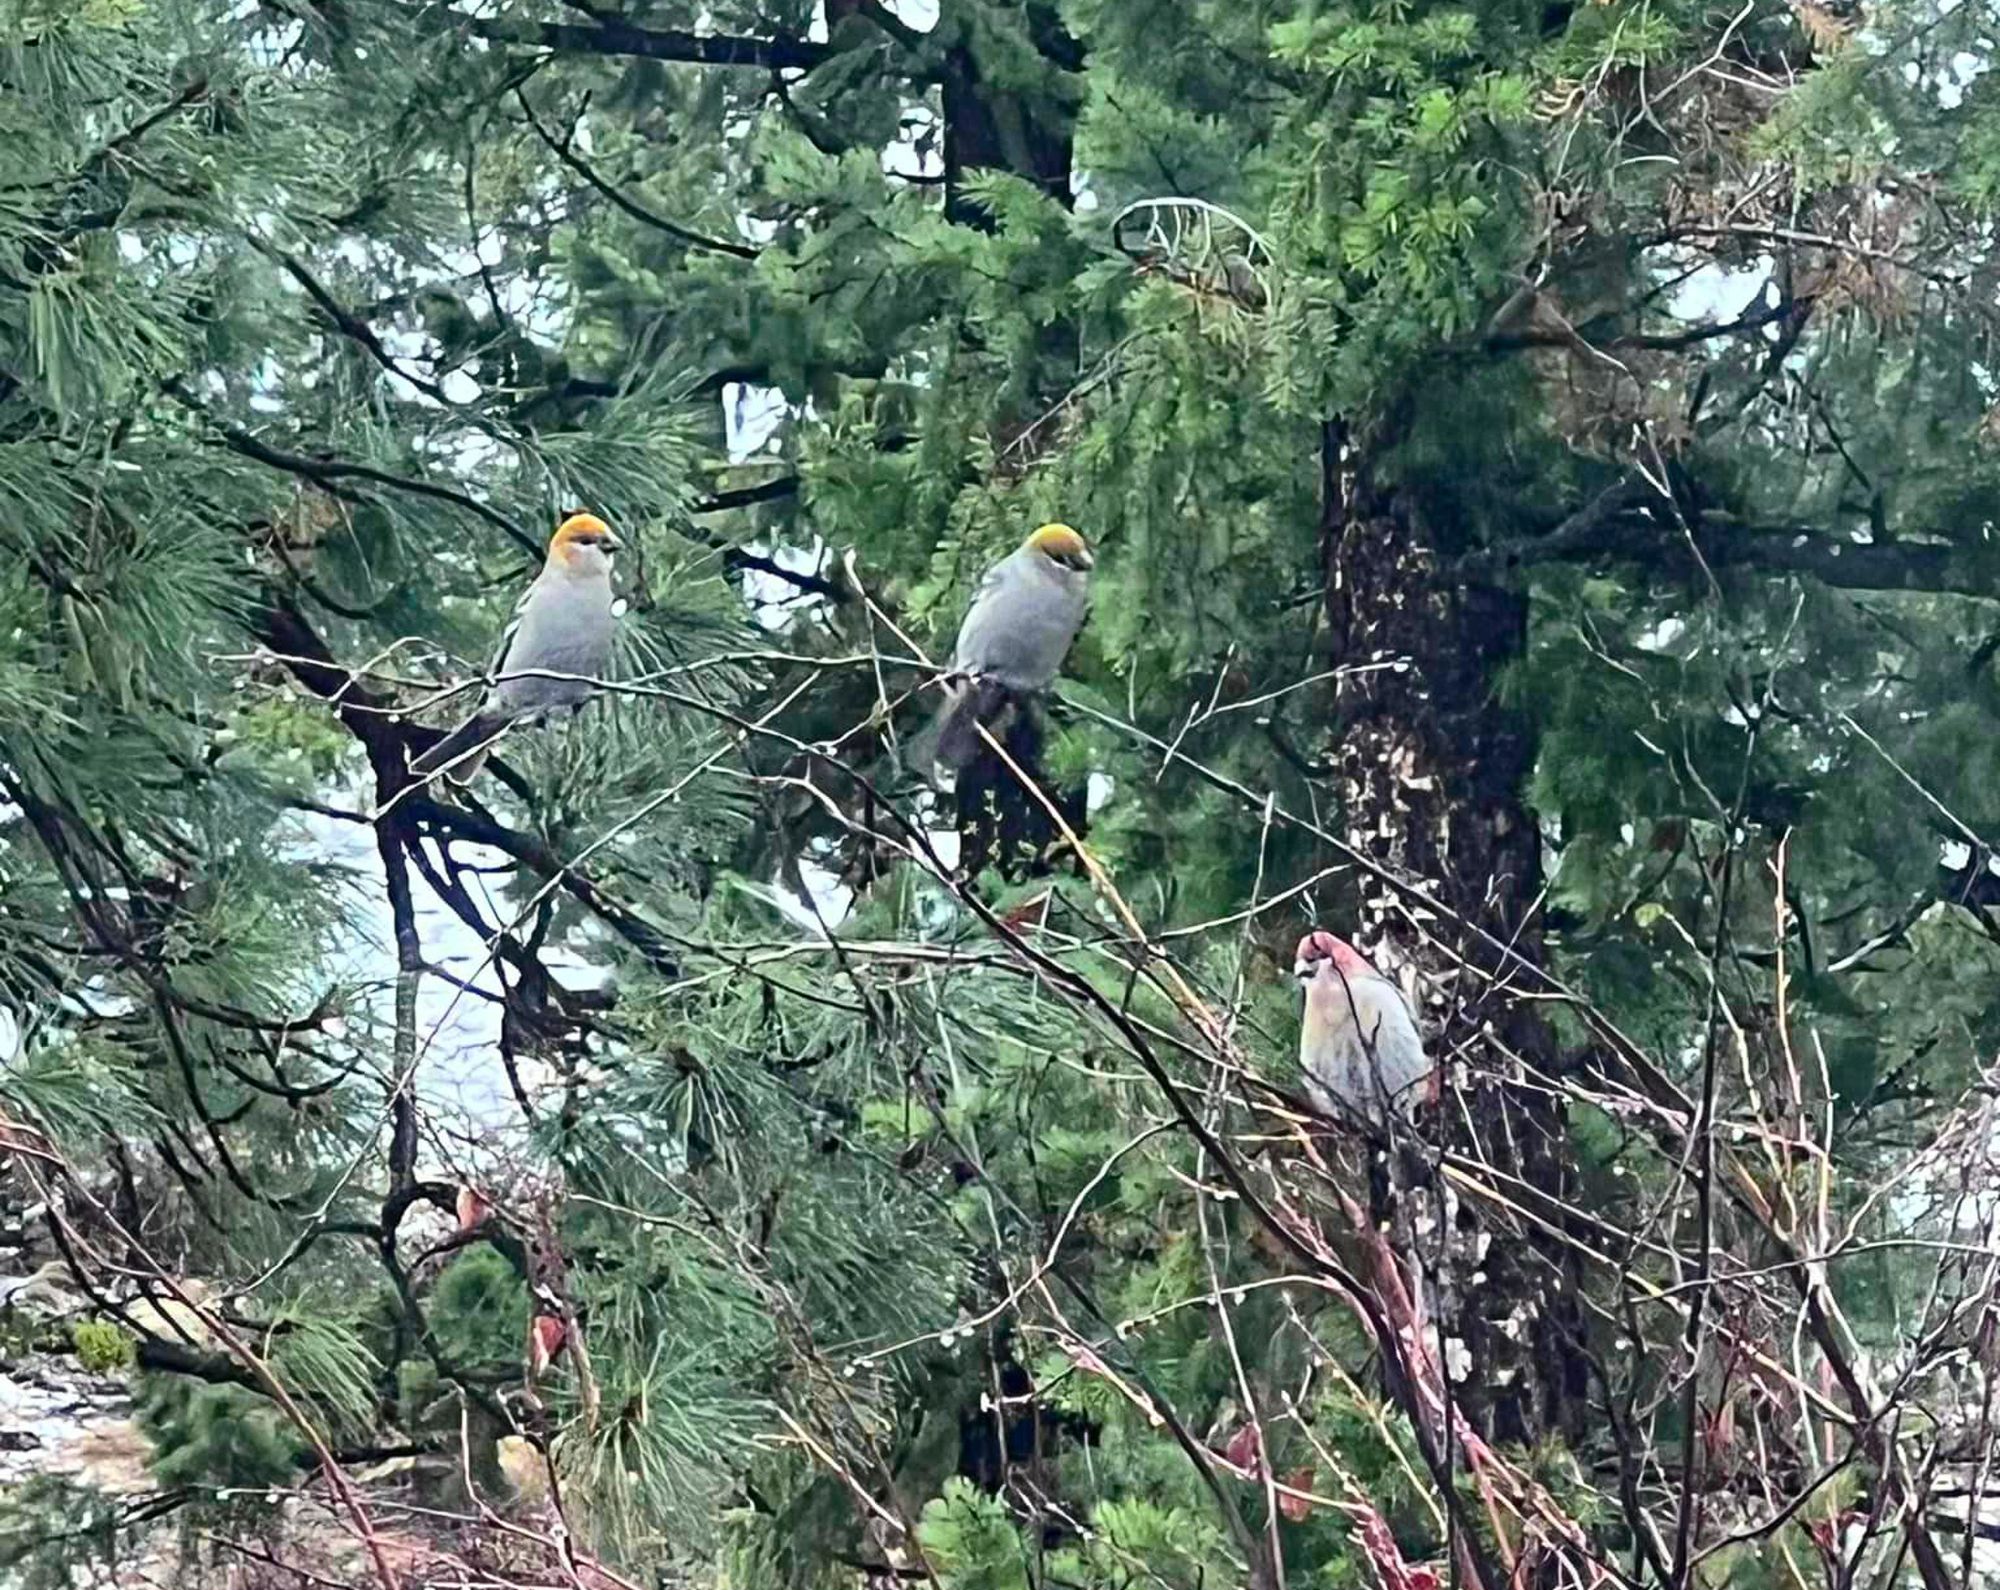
[1320,419,1591,1446]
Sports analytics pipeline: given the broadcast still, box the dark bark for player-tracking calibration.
[940,3,1081,226]
[1465,493,1997,598]
[1319,419,1592,1446]
[949,700,1090,884]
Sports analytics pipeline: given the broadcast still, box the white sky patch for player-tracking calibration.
[501,271,558,333]
[1939,50,1988,109]
[885,106,945,182]
[1665,254,1775,324]
[1086,772,1114,813]
[738,536,834,631]
[0,1006,17,1065]
[249,355,284,414]
[1941,838,1973,872]
[725,382,790,460]
[379,326,431,365]
[297,799,600,1144]
[446,429,508,479]
[246,19,305,68]
[1636,616,1687,652]
[772,857,856,930]
[812,0,940,34]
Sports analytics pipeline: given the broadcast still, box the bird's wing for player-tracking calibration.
[950,558,1013,671]
[485,578,540,681]
[1354,980,1429,1105]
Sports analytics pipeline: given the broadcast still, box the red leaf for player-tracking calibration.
[1278,1466,1314,1521]
[528,1314,566,1376]
[998,891,1051,934]
[1224,1422,1261,1477]
[455,1186,491,1233]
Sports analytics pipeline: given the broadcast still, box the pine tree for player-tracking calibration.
[3,3,1999,1589]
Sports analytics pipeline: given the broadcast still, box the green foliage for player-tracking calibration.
[430,1247,531,1371]
[136,1374,303,1494]
[70,1319,134,1374]
[0,1476,128,1590]
[1050,1495,1231,1590]
[5,0,1999,1586]
[0,1037,156,1150]
[919,1478,1030,1590]
[265,1306,381,1445]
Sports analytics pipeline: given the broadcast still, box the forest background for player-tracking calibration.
[2,1,2000,1588]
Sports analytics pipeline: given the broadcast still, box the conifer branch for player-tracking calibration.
[165,379,542,559]
[514,90,760,260]
[449,9,843,73]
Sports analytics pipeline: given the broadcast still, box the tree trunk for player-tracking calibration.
[1319,419,1591,1446]
[940,1,1080,226]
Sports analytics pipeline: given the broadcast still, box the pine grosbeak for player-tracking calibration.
[1294,930,1436,1128]
[412,512,621,783]
[933,522,1092,772]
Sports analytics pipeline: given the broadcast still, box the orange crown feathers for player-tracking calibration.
[1024,522,1091,564]
[550,512,616,552]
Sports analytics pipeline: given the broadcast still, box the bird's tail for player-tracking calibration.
[932,677,1016,772]
[411,712,509,783]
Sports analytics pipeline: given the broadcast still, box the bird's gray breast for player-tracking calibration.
[952,551,1087,691]
[492,574,615,714]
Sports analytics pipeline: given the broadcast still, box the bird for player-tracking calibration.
[931,522,1093,774]
[1294,930,1435,1130]
[411,512,622,784]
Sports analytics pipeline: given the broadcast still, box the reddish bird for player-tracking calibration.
[1293,931,1434,1128]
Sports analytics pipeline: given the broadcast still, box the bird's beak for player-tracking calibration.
[1293,958,1315,982]
[1075,548,1095,570]
[601,532,623,553]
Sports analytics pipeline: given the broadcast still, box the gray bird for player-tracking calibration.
[412,512,621,784]
[932,521,1093,772]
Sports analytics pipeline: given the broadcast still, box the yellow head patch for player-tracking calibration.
[1024,522,1091,568]
[550,512,618,556]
